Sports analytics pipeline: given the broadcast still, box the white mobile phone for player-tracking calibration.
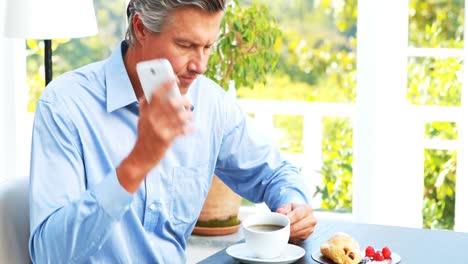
[136,58,180,102]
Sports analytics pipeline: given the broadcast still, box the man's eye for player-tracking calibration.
[178,43,191,48]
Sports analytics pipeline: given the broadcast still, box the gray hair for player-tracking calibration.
[126,0,228,46]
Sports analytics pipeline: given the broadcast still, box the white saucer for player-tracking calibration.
[226,243,305,264]
[311,250,401,264]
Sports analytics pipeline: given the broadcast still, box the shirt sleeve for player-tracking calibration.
[214,93,311,211]
[29,94,133,263]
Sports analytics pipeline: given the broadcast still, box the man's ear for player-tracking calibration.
[133,13,150,45]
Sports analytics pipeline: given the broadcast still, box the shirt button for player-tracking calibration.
[149,203,157,211]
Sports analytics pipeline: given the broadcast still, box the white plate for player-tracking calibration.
[226,243,305,264]
[311,250,401,264]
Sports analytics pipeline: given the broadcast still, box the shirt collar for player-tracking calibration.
[104,41,137,113]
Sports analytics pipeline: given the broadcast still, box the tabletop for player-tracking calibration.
[198,219,468,264]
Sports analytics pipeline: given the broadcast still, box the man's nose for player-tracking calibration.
[188,50,208,74]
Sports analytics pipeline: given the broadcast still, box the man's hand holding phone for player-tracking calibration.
[136,59,182,102]
[117,60,194,193]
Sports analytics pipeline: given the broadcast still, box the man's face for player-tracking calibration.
[139,8,223,94]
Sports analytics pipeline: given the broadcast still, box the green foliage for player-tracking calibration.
[237,0,357,213]
[406,0,462,229]
[315,118,353,211]
[275,30,356,102]
[273,115,304,154]
[421,119,458,231]
[237,74,318,101]
[407,57,462,106]
[319,0,357,34]
[426,122,458,140]
[239,0,459,230]
[409,0,464,48]
[26,38,70,111]
[423,150,456,230]
[205,0,282,90]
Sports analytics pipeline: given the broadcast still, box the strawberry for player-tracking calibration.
[365,246,375,258]
[373,251,384,261]
[382,246,392,259]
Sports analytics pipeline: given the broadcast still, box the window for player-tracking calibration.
[236,0,357,212]
[237,0,467,231]
[407,0,467,231]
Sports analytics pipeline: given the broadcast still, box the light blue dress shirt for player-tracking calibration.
[29,41,310,263]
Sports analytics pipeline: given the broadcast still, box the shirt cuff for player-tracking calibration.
[273,192,309,211]
[94,170,134,220]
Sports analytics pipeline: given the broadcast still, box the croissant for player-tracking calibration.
[320,232,362,264]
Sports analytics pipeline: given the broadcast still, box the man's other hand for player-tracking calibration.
[276,203,317,243]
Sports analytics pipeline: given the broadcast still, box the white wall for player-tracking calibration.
[1,1,28,182]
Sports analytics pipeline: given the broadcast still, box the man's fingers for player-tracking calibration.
[276,204,292,215]
[290,218,315,237]
[286,204,317,241]
[287,205,308,225]
[160,79,177,95]
[166,93,192,114]
[182,123,194,134]
[290,229,313,242]
[139,97,148,112]
[150,79,177,106]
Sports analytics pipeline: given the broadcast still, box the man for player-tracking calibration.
[29,0,317,262]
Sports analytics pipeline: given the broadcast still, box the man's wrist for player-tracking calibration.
[116,155,151,193]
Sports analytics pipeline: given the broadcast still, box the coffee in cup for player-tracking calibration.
[242,212,290,259]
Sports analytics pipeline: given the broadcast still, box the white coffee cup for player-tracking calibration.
[242,212,290,259]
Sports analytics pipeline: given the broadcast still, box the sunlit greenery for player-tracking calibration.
[273,115,304,154]
[206,0,282,90]
[26,0,461,230]
[407,57,462,106]
[237,0,357,213]
[426,122,458,140]
[423,149,457,229]
[409,0,464,48]
[408,0,462,230]
[316,117,353,211]
[240,0,460,229]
